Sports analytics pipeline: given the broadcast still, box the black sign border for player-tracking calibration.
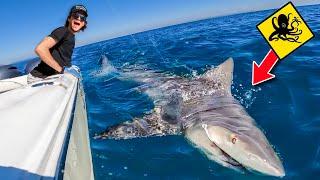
[256,1,315,60]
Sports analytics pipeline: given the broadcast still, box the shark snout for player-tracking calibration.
[271,165,285,177]
[257,158,285,177]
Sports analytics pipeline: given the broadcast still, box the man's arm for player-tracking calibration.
[34,37,63,73]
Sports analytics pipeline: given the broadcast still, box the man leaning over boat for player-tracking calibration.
[28,5,88,83]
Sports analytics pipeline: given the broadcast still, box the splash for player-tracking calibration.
[233,84,261,108]
[90,55,117,77]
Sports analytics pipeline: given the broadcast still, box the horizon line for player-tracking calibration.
[73,3,320,48]
[5,2,319,65]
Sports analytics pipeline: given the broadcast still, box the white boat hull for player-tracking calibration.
[0,74,94,179]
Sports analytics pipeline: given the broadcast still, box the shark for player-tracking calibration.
[95,56,285,177]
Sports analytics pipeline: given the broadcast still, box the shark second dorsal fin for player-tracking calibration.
[202,58,234,94]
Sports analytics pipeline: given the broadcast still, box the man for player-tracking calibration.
[28,5,88,83]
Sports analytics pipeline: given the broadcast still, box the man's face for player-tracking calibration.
[69,12,86,33]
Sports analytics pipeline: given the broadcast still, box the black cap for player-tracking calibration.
[70,5,88,17]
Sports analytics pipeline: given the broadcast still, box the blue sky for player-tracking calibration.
[0,0,319,64]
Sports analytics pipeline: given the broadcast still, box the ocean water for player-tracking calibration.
[16,4,320,179]
[72,5,320,179]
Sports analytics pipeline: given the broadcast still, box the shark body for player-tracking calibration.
[96,57,285,177]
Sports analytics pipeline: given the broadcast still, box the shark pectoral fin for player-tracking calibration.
[202,58,234,95]
[95,110,181,140]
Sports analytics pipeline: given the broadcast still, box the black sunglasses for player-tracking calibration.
[72,12,86,22]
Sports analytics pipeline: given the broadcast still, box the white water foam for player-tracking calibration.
[91,55,117,77]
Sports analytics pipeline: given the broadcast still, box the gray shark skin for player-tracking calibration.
[96,58,285,177]
[98,54,108,66]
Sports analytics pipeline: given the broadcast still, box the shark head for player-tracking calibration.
[202,123,285,177]
[185,58,284,177]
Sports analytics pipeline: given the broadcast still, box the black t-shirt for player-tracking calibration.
[31,26,75,78]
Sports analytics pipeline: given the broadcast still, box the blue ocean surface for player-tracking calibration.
[15,4,320,179]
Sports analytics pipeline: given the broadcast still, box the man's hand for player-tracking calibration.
[63,66,81,78]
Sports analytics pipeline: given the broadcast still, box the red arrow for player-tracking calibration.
[252,49,279,86]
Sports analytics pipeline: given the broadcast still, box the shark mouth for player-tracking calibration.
[203,124,246,171]
[218,143,245,170]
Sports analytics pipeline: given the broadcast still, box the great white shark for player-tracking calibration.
[95,55,285,177]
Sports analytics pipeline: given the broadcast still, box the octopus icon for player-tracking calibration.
[268,13,302,43]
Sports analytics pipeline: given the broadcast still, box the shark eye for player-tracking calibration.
[232,137,237,144]
[230,134,237,144]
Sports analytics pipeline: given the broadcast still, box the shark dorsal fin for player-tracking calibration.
[201,58,234,94]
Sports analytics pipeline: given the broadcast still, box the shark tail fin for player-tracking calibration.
[202,57,234,94]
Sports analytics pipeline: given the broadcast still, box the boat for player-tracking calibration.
[0,72,94,180]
